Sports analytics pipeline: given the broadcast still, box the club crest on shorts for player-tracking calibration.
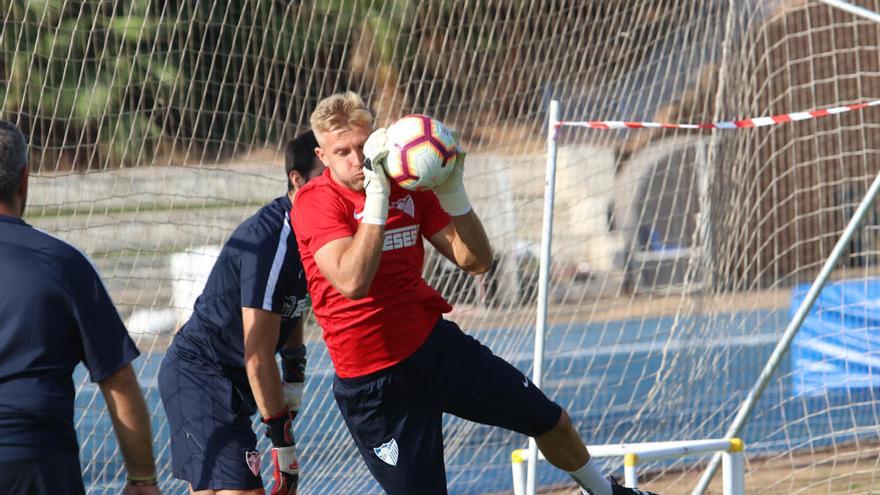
[373,438,399,466]
[245,450,261,476]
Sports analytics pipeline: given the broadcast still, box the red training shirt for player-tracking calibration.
[292,169,452,377]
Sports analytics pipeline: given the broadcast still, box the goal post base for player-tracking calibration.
[511,438,745,495]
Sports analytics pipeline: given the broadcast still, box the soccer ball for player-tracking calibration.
[384,114,460,191]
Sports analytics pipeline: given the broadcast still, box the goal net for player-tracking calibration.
[2,1,879,493]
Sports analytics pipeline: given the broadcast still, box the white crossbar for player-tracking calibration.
[511,438,745,495]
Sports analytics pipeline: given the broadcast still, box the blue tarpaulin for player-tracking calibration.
[791,278,880,396]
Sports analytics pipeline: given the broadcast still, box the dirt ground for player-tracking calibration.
[499,441,880,495]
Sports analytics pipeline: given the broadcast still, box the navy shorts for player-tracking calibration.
[0,453,84,495]
[157,343,263,491]
[333,318,562,495]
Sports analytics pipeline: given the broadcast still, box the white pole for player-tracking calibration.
[624,466,639,487]
[512,450,527,495]
[526,99,561,495]
[691,170,880,495]
[817,0,880,23]
[624,454,639,488]
[722,449,745,495]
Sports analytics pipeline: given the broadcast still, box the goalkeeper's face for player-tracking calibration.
[315,125,371,192]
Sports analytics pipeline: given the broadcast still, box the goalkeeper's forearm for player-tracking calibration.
[448,210,493,274]
[243,307,287,417]
[98,363,157,479]
[246,353,287,418]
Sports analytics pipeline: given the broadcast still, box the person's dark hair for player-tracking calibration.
[285,130,319,190]
[0,120,28,203]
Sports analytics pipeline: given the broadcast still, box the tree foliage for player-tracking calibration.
[1,0,684,171]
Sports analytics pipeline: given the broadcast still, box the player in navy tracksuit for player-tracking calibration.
[0,120,161,495]
[158,131,323,495]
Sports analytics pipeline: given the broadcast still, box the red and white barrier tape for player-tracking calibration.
[557,99,880,130]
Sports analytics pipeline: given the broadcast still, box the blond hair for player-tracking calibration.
[309,92,373,142]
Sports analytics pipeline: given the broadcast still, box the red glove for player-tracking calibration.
[270,444,299,495]
[263,411,299,495]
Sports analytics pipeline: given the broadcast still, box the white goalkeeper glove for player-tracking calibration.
[264,412,299,495]
[434,147,472,216]
[281,382,303,416]
[280,346,306,416]
[362,128,390,225]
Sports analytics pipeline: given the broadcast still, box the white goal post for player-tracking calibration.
[511,438,746,495]
[527,91,880,494]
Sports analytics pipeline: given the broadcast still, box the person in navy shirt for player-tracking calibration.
[158,131,324,495]
[0,120,161,495]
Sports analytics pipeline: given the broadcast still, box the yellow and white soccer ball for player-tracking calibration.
[384,114,460,191]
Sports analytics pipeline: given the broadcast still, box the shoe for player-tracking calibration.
[609,476,659,495]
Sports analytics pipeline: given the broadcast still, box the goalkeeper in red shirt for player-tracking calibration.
[292,92,658,495]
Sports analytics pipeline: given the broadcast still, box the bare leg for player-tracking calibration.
[535,408,590,471]
[535,409,620,495]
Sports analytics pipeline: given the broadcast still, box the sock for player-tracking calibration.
[566,458,612,495]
